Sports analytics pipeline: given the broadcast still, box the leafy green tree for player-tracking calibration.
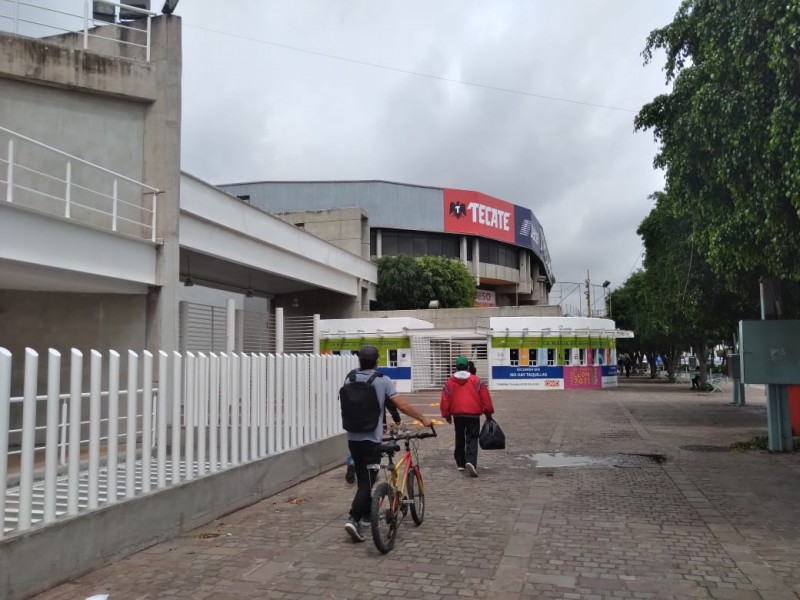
[635,0,800,287]
[637,192,756,382]
[376,255,476,310]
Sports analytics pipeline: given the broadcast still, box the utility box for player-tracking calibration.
[739,320,800,384]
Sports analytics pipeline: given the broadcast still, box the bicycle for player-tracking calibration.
[368,425,437,553]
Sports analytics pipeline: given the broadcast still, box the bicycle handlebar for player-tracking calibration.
[383,424,437,442]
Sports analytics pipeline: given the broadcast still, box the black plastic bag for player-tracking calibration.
[479,417,506,450]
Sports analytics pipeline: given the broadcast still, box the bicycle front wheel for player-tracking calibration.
[370,481,398,553]
[408,467,425,525]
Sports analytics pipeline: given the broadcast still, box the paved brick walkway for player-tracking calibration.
[33,381,800,600]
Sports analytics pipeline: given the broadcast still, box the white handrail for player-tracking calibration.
[0,0,156,62]
[0,126,158,191]
[1,125,160,243]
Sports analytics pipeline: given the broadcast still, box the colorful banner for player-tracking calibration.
[443,189,515,244]
[563,366,602,389]
[492,366,562,379]
[442,188,553,279]
[492,336,616,349]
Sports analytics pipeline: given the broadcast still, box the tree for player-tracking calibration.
[376,255,476,310]
[635,0,800,288]
[636,191,757,382]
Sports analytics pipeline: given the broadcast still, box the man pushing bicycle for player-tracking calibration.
[339,344,432,543]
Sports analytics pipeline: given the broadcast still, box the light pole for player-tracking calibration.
[602,280,611,318]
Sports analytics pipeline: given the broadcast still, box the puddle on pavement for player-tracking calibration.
[515,452,666,469]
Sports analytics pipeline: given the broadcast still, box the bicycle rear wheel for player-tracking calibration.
[370,482,398,553]
[407,467,425,525]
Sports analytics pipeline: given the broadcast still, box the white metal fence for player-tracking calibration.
[0,126,159,242]
[0,0,156,62]
[241,309,276,353]
[0,347,356,538]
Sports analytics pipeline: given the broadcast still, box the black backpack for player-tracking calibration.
[339,369,383,433]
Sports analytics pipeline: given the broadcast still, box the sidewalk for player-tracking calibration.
[33,381,800,600]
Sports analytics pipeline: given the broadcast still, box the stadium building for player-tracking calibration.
[218,180,554,309]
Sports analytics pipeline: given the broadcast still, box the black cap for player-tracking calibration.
[359,345,379,362]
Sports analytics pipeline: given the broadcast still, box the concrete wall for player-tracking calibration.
[0,290,147,442]
[0,15,183,362]
[0,290,147,396]
[0,434,348,600]
[276,207,369,259]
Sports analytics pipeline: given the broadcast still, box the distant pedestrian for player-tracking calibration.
[440,355,494,477]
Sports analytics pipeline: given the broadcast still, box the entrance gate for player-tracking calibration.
[410,337,488,391]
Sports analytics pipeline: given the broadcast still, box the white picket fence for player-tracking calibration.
[0,347,356,538]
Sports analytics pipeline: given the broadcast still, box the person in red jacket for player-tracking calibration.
[440,355,494,477]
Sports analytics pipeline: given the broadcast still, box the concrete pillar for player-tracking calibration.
[313,314,320,354]
[472,238,480,285]
[460,236,468,265]
[376,229,382,258]
[144,16,182,360]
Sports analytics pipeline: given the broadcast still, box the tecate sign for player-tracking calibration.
[443,189,515,244]
[443,188,553,278]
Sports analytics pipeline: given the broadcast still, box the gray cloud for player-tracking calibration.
[178,0,680,295]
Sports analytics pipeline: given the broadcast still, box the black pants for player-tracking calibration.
[348,440,381,521]
[453,415,481,468]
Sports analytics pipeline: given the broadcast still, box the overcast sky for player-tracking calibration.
[176,1,681,312]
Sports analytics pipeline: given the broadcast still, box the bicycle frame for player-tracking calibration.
[381,444,421,512]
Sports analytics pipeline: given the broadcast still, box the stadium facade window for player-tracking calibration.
[479,239,518,268]
[375,229,460,259]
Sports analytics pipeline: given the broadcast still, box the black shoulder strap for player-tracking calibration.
[345,369,357,385]
[366,371,380,385]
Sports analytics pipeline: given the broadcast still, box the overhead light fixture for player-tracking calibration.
[602,280,611,288]
[291,298,300,308]
[162,0,179,14]
[184,277,194,287]
[245,274,254,297]
[537,275,548,283]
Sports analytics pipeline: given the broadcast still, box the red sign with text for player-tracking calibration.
[563,366,602,390]
[443,188,516,244]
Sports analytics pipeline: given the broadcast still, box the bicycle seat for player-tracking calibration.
[380,442,401,454]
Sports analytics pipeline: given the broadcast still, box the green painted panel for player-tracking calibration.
[739,320,800,384]
[491,336,615,349]
[320,337,409,351]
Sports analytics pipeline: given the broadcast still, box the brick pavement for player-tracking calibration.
[32,381,800,600]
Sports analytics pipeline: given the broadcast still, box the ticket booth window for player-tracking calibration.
[510,348,519,366]
[388,349,398,367]
[579,348,586,366]
[547,349,555,366]
[528,349,538,366]
[563,349,571,365]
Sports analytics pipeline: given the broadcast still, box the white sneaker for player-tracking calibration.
[466,463,478,477]
[456,466,465,471]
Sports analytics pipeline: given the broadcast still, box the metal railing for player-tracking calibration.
[0,0,156,62]
[1,347,357,538]
[0,126,159,243]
